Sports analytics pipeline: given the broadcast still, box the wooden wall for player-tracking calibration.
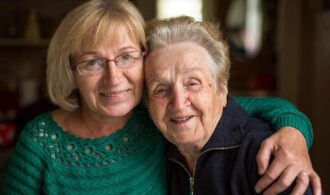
[278,0,330,192]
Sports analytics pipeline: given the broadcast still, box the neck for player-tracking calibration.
[177,144,202,175]
[53,108,132,139]
[78,109,132,138]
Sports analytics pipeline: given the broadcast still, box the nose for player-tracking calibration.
[170,87,190,111]
[102,61,123,85]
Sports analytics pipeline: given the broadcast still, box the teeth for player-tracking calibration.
[171,116,191,122]
[101,90,128,97]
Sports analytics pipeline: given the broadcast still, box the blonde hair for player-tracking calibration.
[145,16,230,90]
[47,0,145,111]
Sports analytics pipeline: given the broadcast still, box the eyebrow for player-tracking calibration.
[185,66,203,73]
[147,66,203,84]
[79,46,139,57]
[118,46,139,52]
[147,76,165,85]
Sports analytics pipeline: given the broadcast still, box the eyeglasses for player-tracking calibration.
[72,51,145,76]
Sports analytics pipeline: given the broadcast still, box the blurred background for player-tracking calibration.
[0,0,329,193]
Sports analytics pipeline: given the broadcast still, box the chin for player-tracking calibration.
[171,134,199,146]
[103,103,136,118]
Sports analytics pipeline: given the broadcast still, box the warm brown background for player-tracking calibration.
[0,0,329,193]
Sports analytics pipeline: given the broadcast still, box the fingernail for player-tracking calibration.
[255,187,261,193]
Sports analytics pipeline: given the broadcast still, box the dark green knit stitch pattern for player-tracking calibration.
[26,113,151,168]
[4,106,167,194]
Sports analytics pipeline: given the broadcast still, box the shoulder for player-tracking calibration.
[230,118,274,190]
[8,112,55,165]
[19,111,62,149]
[131,104,156,129]
[239,118,274,167]
[237,118,273,166]
[238,117,274,166]
[130,104,165,146]
[243,117,274,145]
[21,112,54,136]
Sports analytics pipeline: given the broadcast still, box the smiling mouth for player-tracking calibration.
[100,89,130,97]
[170,116,193,123]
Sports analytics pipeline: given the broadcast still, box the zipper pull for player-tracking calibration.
[189,177,194,195]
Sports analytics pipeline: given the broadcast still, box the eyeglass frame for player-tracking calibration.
[70,51,146,76]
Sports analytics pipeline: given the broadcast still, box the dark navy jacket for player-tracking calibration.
[167,96,313,195]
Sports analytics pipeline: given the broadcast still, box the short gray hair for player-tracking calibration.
[145,16,230,90]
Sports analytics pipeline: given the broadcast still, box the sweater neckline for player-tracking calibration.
[23,104,158,169]
[43,108,138,143]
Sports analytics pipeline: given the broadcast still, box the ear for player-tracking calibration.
[218,82,228,107]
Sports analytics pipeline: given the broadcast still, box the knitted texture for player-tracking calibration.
[4,105,167,195]
[234,96,313,148]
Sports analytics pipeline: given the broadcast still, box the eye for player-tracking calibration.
[186,79,201,90]
[80,59,104,70]
[119,53,133,61]
[152,85,169,97]
[188,81,198,86]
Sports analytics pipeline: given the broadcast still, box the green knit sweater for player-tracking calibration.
[4,105,167,195]
[3,97,313,194]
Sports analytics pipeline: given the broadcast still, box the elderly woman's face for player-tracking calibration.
[145,42,227,147]
[72,27,143,120]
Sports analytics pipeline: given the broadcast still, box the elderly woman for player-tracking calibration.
[4,0,320,194]
[144,16,318,194]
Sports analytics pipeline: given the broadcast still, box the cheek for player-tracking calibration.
[75,77,100,99]
[129,66,144,83]
[190,93,210,112]
[190,90,221,122]
[75,73,99,87]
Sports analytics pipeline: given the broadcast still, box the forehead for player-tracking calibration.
[78,25,139,54]
[145,42,211,77]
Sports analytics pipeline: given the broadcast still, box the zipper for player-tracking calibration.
[189,177,194,195]
[169,144,241,194]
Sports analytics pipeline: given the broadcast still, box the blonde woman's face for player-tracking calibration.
[145,42,227,148]
[72,27,144,121]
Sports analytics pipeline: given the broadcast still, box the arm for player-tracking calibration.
[4,131,46,194]
[234,96,313,148]
[234,96,322,195]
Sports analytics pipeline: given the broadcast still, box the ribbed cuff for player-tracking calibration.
[275,114,313,149]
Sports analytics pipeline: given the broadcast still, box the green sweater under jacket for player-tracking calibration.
[3,96,313,194]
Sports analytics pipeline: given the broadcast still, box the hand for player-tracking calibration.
[255,127,322,195]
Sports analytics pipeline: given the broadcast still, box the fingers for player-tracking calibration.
[256,139,273,175]
[255,127,322,194]
[260,170,321,195]
[310,172,322,195]
[289,172,309,195]
[255,156,287,193]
